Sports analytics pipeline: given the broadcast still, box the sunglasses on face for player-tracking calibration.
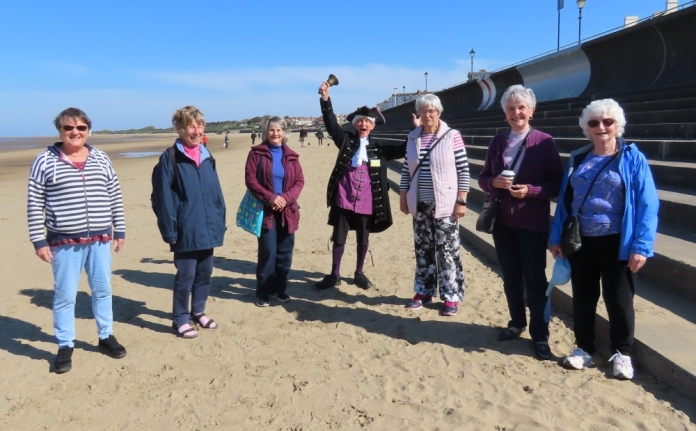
[61,125,88,132]
[587,118,615,128]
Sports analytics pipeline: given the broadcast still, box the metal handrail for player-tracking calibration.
[435,1,695,93]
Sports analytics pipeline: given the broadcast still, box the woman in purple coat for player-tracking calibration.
[245,117,305,307]
[478,85,563,360]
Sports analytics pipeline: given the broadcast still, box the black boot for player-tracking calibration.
[54,347,73,374]
[98,335,127,359]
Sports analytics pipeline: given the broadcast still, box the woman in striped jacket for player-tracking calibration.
[27,108,127,374]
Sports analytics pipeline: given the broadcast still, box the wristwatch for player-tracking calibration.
[456,198,467,206]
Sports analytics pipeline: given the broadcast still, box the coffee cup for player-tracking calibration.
[501,170,515,185]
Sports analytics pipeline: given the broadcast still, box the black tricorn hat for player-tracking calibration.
[346,106,386,125]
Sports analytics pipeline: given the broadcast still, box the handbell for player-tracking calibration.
[319,74,340,94]
[327,74,339,87]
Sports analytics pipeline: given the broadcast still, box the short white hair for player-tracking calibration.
[500,85,536,110]
[579,99,626,138]
[415,94,444,113]
[351,115,375,126]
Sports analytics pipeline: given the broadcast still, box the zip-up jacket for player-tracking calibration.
[151,140,227,252]
[27,143,126,249]
[244,143,304,234]
[549,139,659,259]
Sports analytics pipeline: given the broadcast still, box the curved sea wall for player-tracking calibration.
[383,5,696,124]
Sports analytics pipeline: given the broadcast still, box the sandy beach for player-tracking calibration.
[1,132,694,430]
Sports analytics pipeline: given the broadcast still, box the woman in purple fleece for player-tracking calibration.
[478,85,563,361]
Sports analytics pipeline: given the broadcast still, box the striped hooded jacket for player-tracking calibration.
[27,143,126,249]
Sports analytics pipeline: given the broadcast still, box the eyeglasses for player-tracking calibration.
[61,125,89,132]
[587,118,615,128]
[419,109,439,116]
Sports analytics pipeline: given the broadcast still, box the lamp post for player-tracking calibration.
[403,85,406,94]
[394,87,398,107]
[577,0,586,44]
[469,49,476,80]
[557,0,564,51]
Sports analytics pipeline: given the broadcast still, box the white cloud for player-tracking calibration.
[1,59,508,136]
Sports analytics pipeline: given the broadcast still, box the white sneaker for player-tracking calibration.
[609,352,634,380]
[563,348,593,370]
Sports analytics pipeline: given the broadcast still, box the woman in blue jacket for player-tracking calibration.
[152,106,227,339]
[549,99,659,380]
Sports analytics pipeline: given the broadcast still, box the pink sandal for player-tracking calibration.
[173,323,198,339]
[192,313,218,330]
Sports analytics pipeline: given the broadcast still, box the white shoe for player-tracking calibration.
[563,348,593,370]
[609,352,634,380]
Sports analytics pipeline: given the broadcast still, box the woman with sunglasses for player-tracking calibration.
[478,85,563,360]
[549,99,659,380]
[27,108,127,374]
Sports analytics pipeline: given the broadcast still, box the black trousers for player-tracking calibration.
[568,234,635,355]
[492,225,550,343]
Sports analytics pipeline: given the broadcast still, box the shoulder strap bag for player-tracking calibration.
[409,128,454,181]
[561,152,618,256]
[475,129,531,234]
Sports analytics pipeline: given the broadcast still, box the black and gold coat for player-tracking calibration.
[320,98,406,233]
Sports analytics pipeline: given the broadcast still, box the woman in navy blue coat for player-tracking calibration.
[152,106,227,339]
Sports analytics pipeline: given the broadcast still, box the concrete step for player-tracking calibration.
[387,157,696,308]
[452,123,696,140]
[462,147,696,233]
[383,159,696,401]
[463,159,696,292]
[460,145,696,195]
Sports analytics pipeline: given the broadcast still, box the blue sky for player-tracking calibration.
[0,0,681,136]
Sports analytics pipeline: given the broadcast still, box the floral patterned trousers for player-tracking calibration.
[412,202,465,302]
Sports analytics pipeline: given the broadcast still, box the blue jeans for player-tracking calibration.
[256,212,295,300]
[173,249,214,326]
[51,241,114,348]
[492,225,551,342]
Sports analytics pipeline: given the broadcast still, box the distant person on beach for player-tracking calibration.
[400,94,470,317]
[251,131,257,145]
[299,126,308,147]
[202,134,208,147]
[549,99,659,380]
[151,106,227,339]
[224,133,229,148]
[316,80,406,290]
[478,85,563,360]
[27,107,127,373]
[316,129,324,146]
[245,117,305,307]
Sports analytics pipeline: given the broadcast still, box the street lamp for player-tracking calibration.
[557,0,564,51]
[424,71,428,92]
[577,0,586,44]
[469,49,476,80]
[403,85,406,94]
